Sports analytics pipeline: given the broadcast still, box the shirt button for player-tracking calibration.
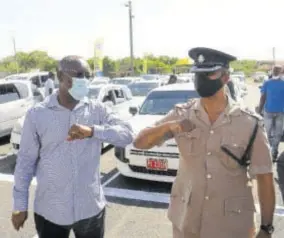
[210,130,214,134]
[206,174,212,179]
[205,196,209,200]
[207,152,212,156]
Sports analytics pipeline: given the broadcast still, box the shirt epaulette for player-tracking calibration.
[241,107,263,121]
[175,99,196,109]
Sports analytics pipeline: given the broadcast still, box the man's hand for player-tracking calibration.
[168,119,195,134]
[67,124,93,141]
[255,106,263,116]
[11,211,28,231]
[256,230,271,238]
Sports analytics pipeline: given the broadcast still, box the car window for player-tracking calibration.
[0,84,20,104]
[114,89,124,98]
[139,90,199,115]
[14,82,29,98]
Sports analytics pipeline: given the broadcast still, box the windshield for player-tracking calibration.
[128,82,159,96]
[141,75,158,80]
[139,90,199,115]
[88,88,100,99]
[112,79,132,85]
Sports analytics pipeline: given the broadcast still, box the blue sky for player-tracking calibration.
[0,0,283,60]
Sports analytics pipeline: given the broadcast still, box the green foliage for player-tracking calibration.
[0,50,266,77]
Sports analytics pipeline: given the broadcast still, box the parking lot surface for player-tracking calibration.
[0,84,284,238]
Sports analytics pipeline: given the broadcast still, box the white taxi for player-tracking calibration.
[114,83,200,183]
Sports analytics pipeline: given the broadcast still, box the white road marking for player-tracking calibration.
[104,187,170,203]
[102,172,120,187]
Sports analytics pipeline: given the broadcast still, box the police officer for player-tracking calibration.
[134,47,275,238]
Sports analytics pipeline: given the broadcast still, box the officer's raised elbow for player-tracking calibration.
[133,133,154,150]
[133,137,151,150]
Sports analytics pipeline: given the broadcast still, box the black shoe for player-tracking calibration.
[273,152,278,163]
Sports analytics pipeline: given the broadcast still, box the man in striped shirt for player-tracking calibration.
[11,56,134,238]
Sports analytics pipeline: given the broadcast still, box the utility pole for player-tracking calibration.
[12,36,19,73]
[272,47,276,65]
[125,1,134,76]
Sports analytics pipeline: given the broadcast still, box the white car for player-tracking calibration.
[0,80,41,139]
[114,83,200,183]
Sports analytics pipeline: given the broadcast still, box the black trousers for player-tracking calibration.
[34,208,105,238]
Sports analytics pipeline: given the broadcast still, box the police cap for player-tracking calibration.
[189,47,237,73]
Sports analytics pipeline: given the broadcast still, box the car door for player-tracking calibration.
[0,83,23,137]
[112,88,131,120]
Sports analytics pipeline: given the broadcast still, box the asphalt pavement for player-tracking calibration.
[0,84,284,238]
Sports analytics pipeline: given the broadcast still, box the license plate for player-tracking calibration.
[146,158,168,171]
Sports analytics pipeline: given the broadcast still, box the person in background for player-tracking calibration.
[44,72,55,97]
[134,47,275,238]
[11,55,134,238]
[167,74,178,85]
[257,65,284,162]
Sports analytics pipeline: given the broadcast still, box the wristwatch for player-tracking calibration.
[260,224,274,234]
[12,211,21,215]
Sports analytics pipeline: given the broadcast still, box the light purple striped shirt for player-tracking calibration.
[13,93,133,225]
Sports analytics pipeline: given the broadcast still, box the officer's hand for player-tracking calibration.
[67,124,93,141]
[169,119,195,134]
[255,230,271,238]
[11,211,28,231]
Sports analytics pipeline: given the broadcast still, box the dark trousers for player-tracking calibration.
[34,208,105,238]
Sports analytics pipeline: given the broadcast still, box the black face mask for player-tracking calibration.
[194,73,224,98]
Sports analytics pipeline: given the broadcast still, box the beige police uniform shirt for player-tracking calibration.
[155,98,272,238]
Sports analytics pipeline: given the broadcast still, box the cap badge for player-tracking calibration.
[198,54,205,63]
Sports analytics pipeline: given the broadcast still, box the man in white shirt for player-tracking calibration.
[44,72,55,97]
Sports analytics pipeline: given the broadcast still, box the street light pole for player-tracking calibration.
[12,36,19,73]
[125,1,134,76]
[272,47,276,65]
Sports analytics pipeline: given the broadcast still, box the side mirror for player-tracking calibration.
[129,106,138,116]
[258,86,262,89]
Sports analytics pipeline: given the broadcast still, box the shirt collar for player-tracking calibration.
[46,92,90,109]
[192,96,241,117]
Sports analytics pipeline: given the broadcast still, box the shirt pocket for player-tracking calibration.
[224,196,255,233]
[220,134,246,172]
[176,128,201,156]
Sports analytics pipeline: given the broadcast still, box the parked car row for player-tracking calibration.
[0,79,44,138]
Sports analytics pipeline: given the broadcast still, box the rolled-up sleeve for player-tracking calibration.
[249,121,273,176]
[92,103,134,148]
[13,108,40,211]
[150,109,179,146]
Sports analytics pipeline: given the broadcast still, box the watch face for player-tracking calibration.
[268,226,274,234]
